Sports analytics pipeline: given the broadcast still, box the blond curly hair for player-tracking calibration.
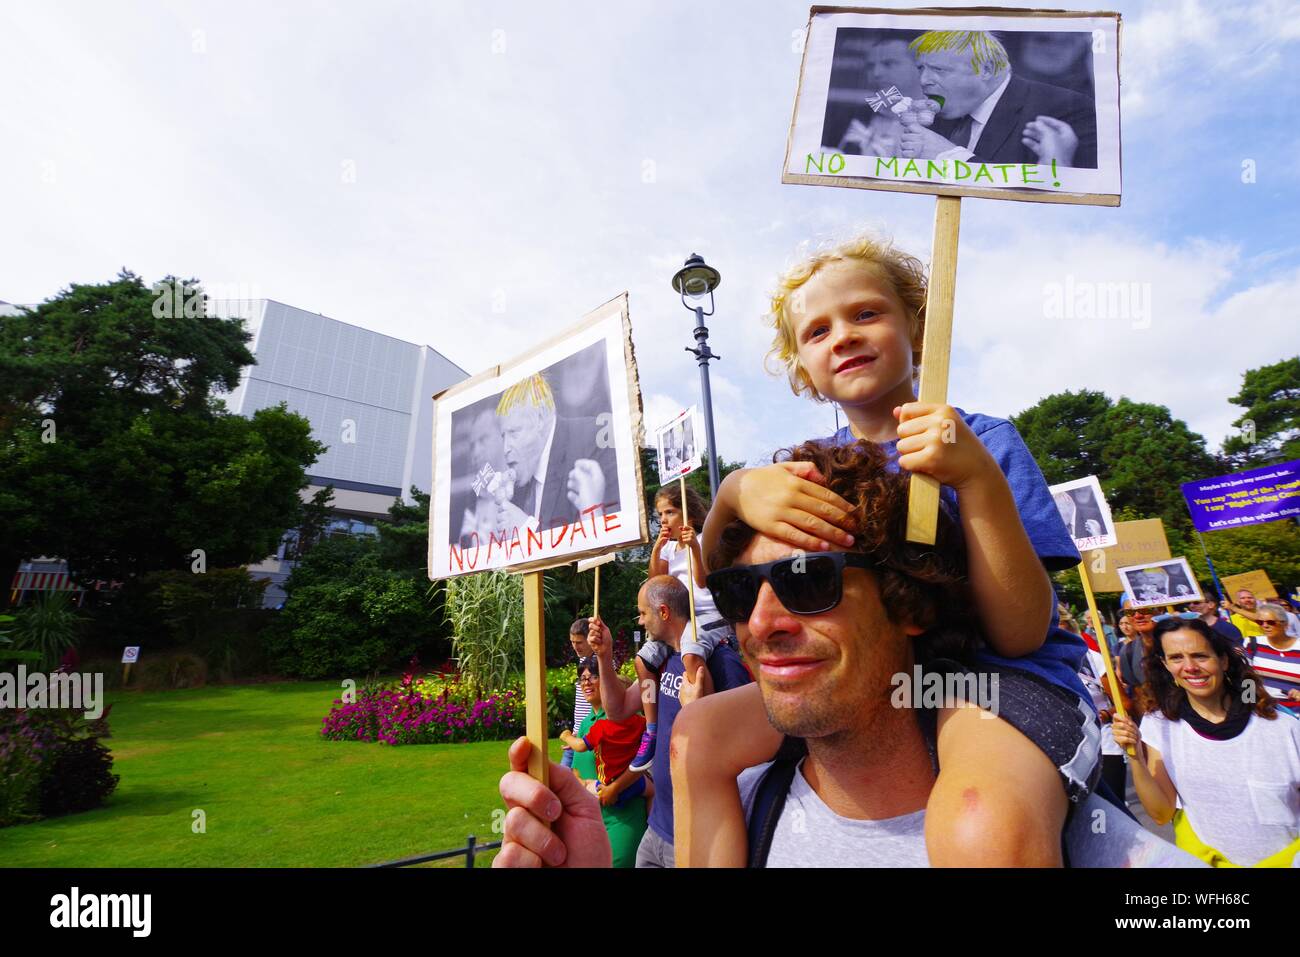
[765,234,928,401]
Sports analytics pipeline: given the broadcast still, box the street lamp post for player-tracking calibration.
[671,253,722,498]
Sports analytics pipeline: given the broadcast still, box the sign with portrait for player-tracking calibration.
[1049,475,1116,552]
[784,6,1122,205]
[428,295,649,579]
[654,406,704,482]
[1116,557,1202,609]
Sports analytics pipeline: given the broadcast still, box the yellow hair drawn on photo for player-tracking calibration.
[496,373,555,417]
[908,30,1011,76]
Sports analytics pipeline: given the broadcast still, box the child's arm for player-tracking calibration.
[678,526,708,588]
[700,464,857,572]
[648,524,672,577]
[558,729,589,753]
[671,683,784,867]
[895,403,1051,658]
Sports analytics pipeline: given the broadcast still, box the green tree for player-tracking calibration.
[1006,389,1112,485]
[0,271,325,602]
[1011,392,1216,538]
[1221,356,1300,468]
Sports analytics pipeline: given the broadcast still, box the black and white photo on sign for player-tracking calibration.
[429,300,647,579]
[785,9,1121,200]
[1047,475,1116,551]
[1117,557,1203,609]
[655,406,702,480]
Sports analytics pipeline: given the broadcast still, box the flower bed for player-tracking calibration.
[320,673,524,745]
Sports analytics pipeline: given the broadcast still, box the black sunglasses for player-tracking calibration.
[706,552,876,623]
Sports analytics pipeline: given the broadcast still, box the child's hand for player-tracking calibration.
[731,462,856,553]
[679,526,698,549]
[655,524,673,549]
[894,403,997,491]
[598,785,620,808]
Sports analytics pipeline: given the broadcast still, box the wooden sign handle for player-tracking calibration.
[1079,558,1135,758]
[906,195,961,545]
[593,564,601,621]
[523,570,550,788]
[679,476,699,645]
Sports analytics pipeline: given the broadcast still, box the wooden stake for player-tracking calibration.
[679,475,698,645]
[593,563,601,621]
[523,570,550,788]
[122,663,132,687]
[906,195,961,545]
[1079,558,1134,758]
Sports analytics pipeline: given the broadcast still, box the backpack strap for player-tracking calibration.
[746,736,807,868]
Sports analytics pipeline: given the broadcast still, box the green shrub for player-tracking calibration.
[0,706,118,827]
[442,571,526,696]
[267,536,441,679]
[12,592,84,671]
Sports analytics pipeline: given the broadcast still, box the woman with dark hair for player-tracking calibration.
[1112,618,1300,867]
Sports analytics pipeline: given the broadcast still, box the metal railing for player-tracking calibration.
[371,834,502,868]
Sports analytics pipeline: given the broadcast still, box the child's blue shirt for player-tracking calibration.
[826,408,1090,704]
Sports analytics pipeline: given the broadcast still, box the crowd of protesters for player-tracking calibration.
[494,205,1300,869]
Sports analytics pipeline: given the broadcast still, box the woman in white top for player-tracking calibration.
[1112,618,1300,867]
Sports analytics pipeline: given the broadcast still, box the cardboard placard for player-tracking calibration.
[1087,519,1171,593]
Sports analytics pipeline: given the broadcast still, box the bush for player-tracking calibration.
[268,537,441,678]
[12,592,84,672]
[0,706,118,827]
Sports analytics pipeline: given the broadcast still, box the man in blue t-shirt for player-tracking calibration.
[585,575,751,867]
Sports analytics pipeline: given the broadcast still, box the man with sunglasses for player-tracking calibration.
[493,485,1194,869]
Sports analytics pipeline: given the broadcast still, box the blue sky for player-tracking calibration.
[2,0,1297,468]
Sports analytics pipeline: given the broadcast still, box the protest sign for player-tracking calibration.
[783,6,1122,544]
[1048,475,1127,736]
[429,295,649,580]
[1220,569,1279,601]
[654,406,703,481]
[1049,475,1116,551]
[785,7,1122,204]
[653,407,706,644]
[428,294,649,787]
[1181,460,1300,532]
[1084,519,1171,594]
[1117,557,1202,609]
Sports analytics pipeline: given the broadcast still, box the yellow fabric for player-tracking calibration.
[1230,613,1263,640]
[1172,808,1300,867]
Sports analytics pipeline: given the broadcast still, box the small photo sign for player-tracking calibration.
[654,406,703,482]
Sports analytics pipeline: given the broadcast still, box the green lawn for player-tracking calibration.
[0,681,559,867]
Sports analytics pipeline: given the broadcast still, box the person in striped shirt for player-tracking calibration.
[560,618,594,769]
[1250,604,1300,717]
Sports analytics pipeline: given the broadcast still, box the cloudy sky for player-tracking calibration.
[3,0,1297,468]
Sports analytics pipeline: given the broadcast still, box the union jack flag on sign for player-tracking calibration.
[470,462,496,497]
[865,85,904,114]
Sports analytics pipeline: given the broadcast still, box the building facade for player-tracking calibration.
[211,299,466,605]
